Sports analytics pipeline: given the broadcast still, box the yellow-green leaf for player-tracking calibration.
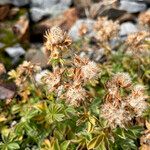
[87,134,104,149]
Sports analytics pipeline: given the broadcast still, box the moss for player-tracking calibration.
[0,29,17,46]
[0,52,12,70]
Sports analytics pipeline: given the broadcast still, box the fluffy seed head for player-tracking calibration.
[81,61,99,81]
[127,84,148,117]
[138,10,150,27]
[132,84,146,96]
[112,72,132,88]
[65,84,87,107]
[105,82,121,105]
[101,102,132,128]
[95,17,119,42]
[73,55,99,82]
[43,69,62,92]
[126,31,150,56]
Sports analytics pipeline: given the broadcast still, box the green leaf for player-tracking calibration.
[54,130,63,141]
[54,139,60,150]
[87,134,104,149]
[115,128,126,139]
[15,122,25,135]
[65,107,76,117]
[96,139,106,150]
[11,105,21,114]
[7,143,20,150]
[60,141,70,150]
[46,103,65,124]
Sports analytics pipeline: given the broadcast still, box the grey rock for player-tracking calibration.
[0,0,29,6]
[119,0,147,13]
[119,22,138,36]
[128,0,150,4]
[60,0,72,6]
[25,48,48,68]
[49,3,69,17]
[30,0,71,22]
[87,49,94,59]
[0,86,15,100]
[11,0,29,6]
[101,8,126,20]
[30,0,58,22]
[5,45,25,64]
[79,48,94,60]
[5,45,25,58]
[0,43,5,49]
[30,8,49,22]
[35,70,49,85]
[31,0,58,8]
[69,19,95,41]
[80,48,105,62]
[143,0,150,4]
[92,49,104,62]
[110,39,121,50]
[0,0,10,5]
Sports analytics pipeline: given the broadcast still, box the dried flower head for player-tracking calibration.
[8,61,41,100]
[73,55,89,67]
[127,84,148,117]
[44,26,72,51]
[126,31,150,56]
[112,72,132,88]
[73,55,99,82]
[132,84,146,96]
[140,121,150,149]
[65,83,87,107]
[94,17,119,42]
[43,69,63,92]
[0,63,6,75]
[8,61,41,86]
[101,73,149,128]
[140,131,150,150]
[19,61,41,75]
[101,102,132,128]
[105,82,121,105]
[104,72,132,106]
[138,10,150,28]
[81,61,99,81]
